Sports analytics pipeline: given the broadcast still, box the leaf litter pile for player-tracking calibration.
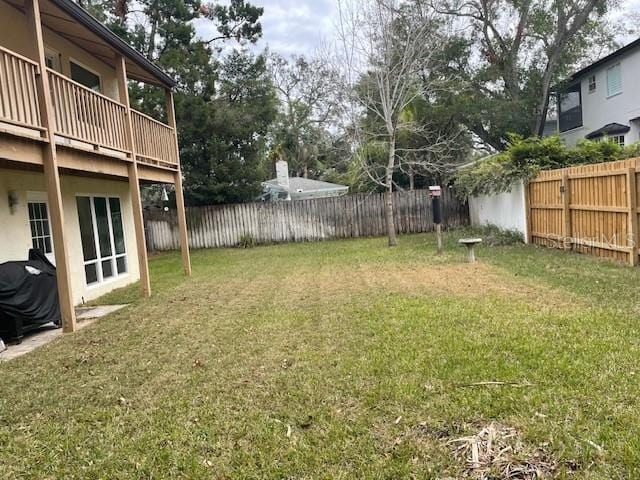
[447,423,556,479]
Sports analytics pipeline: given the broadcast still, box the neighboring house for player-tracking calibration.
[261,160,349,201]
[0,0,191,333]
[262,177,349,201]
[558,38,640,147]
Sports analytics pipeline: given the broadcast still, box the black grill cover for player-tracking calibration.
[0,249,61,329]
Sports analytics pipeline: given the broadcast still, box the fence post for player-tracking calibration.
[561,173,572,250]
[627,167,638,266]
[523,181,532,244]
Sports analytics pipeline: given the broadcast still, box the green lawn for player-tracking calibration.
[2,231,640,478]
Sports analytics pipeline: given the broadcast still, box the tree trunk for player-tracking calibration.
[146,2,158,60]
[385,135,397,247]
[409,169,415,191]
[533,51,562,137]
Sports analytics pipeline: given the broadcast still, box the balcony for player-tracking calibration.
[0,45,178,171]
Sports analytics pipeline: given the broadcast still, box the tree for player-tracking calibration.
[269,54,341,178]
[426,0,617,149]
[335,0,462,246]
[180,52,278,205]
[81,0,276,205]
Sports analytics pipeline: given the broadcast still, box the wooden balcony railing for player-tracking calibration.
[0,46,44,134]
[0,45,179,170]
[48,69,130,154]
[131,109,178,168]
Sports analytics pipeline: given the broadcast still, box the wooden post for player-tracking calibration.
[115,55,151,297]
[523,181,532,244]
[561,173,571,250]
[25,0,76,333]
[165,89,191,276]
[627,167,638,266]
[436,224,443,255]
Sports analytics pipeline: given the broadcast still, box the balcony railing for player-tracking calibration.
[0,45,44,134]
[132,109,179,168]
[48,69,130,154]
[0,46,178,169]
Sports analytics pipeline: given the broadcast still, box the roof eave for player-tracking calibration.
[50,0,177,88]
[569,37,640,82]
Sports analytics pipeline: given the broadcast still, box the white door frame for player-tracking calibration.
[26,191,56,265]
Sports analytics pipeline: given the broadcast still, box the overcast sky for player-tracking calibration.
[252,0,337,56]
[196,0,640,58]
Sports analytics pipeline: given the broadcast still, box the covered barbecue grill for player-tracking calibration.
[0,249,60,342]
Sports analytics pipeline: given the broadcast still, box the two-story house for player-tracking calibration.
[558,38,640,148]
[0,0,191,333]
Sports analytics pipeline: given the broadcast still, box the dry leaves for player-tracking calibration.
[447,423,555,479]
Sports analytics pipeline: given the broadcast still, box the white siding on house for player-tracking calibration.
[560,49,640,147]
[469,182,528,241]
[0,169,140,304]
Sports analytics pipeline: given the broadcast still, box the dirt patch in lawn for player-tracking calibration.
[279,262,577,310]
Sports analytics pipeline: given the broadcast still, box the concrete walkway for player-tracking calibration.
[0,304,128,361]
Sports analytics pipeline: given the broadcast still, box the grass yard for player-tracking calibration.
[3,230,640,478]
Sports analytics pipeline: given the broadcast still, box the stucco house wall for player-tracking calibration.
[0,1,120,100]
[0,169,140,304]
[560,48,640,147]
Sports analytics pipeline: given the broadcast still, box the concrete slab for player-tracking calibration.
[76,304,128,320]
[0,304,128,361]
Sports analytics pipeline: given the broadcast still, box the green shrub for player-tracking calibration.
[239,234,256,248]
[476,224,524,246]
[455,135,637,198]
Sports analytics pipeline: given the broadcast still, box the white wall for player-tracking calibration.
[469,181,527,240]
[0,169,140,304]
[561,48,640,147]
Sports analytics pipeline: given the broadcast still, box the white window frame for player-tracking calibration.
[606,63,622,98]
[588,74,596,93]
[610,134,625,147]
[44,47,61,73]
[76,194,128,288]
[26,191,55,265]
[69,58,102,93]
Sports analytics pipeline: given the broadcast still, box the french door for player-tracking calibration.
[76,196,127,286]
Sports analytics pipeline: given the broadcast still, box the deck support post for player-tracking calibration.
[165,89,191,276]
[25,0,76,333]
[116,55,151,297]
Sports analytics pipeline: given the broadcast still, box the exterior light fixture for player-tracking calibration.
[8,190,19,214]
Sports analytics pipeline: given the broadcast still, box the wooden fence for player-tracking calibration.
[526,157,640,264]
[144,188,469,250]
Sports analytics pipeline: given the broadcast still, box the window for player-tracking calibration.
[558,82,583,132]
[588,74,596,93]
[70,60,101,92]
[44,48,61,72]
[76,196,127,285]
[607,63,622,97]
[610,134,625,147]
[28,201,52,257]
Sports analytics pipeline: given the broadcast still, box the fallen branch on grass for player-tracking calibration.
[455,381,536,388]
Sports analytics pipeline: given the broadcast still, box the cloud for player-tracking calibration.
[193,0,337,57]
[254,0,336,56]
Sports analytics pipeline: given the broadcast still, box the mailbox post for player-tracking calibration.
[429,186,443,255]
